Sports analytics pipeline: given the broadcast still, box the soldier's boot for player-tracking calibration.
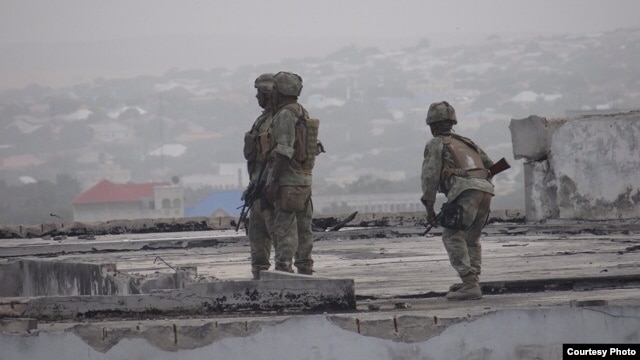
[274,263,294,273]
[297,266,313,275]
[446,273,482,301]
[251,267,262,280]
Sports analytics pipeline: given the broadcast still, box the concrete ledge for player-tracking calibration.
[0,211,528,241]
[259,270,326,280]
[0,216,235,239]
[0,276,356,319]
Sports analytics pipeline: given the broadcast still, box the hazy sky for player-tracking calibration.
[2,0,639,89]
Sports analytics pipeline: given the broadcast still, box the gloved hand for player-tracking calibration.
[421,198,437,225]
[427,208,437,225]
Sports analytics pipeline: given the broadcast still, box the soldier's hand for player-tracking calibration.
[426,209,437,225]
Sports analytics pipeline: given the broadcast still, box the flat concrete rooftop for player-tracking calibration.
[1,215,640,359]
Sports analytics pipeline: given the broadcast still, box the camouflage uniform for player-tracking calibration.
[421,101,494,300]
[244,73,276,279]
[266,72,314,274]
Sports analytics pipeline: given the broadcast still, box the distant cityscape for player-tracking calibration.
[1,27,639,224]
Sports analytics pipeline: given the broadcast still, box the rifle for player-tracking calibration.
[236,162,269,232]
[421,212,442,236]
[489,157,511,177]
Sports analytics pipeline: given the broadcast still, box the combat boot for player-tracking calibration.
[251,267,261,280]
[297,266,313,275]
[274,263,294,273]
[446,273,482,301]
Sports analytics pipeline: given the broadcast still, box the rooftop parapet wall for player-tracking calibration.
[0,211,526,240]
[510,111,640,222]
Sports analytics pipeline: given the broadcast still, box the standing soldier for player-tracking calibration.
[265,71,318,275]
[420,101,494,300]
[243,73,276,280]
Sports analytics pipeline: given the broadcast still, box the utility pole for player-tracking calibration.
[158,93,166,172]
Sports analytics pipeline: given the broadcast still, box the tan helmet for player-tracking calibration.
[426,101,457,125]
[273,71,303,96]
[254,73,275,93]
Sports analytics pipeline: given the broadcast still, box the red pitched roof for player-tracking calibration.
[73,179,170,204]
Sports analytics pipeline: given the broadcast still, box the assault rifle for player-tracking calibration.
[236,163,268,232]
[421,157,511,236]
[489,157,511,177]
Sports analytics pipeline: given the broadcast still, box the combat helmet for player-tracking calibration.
[426,101,457,125]
[254,73,275,93]
[273,71,303,96]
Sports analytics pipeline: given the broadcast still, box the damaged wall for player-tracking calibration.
[1,307,639,360]
[0,259,195,297]
[510,111,640,222]
[0,260,120,297]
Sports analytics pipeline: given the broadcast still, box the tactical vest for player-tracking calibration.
[283,103,320,174]
[440,134,489,183]
[250,112,273,162]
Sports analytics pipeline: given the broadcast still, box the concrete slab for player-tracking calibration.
[509,115,555,161]
[0,275,355,319]
[0,318,37,334]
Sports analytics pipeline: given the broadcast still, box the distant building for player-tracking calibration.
[184,190,243,218]
[75,162,133,190]
[72,179,184,222]
[313,192,426,215]
[181,163,248,190]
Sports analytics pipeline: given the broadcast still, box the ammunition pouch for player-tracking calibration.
[278,185,311,212]
[257,131,273,158]
[243,131,258,161]
[440,202,465,230]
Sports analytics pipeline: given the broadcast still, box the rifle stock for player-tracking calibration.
[236,202,250,232]
[236,162,269,232]
[489,157,511,177]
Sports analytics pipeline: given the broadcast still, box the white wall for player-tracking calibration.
[2,307,639,360]
[550,115,640,220]
[512,111,640,221]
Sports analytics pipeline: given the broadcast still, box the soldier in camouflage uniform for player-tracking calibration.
[420,101,494,300]
[265,71,315,274]
[243,73,276,280]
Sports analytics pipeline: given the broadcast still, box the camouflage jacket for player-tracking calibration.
[268,103,312,186]
[421,135,494,208]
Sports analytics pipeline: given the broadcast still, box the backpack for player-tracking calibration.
[283,103,321,173]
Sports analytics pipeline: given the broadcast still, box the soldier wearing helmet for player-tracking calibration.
[421,101,495,300]
[243,73,276,280]
[264,71,315,275]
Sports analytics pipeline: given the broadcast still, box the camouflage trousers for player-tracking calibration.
[249,199,275,271]
[442,189,492,278]
[272,191,314,272]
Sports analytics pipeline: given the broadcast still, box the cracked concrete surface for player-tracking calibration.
[1,215,640,359]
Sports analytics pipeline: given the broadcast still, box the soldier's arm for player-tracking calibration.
[420,139,443,210]
[272,109,297,160]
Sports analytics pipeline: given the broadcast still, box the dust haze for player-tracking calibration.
[1,0,640,224]
[2,0,638,88]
